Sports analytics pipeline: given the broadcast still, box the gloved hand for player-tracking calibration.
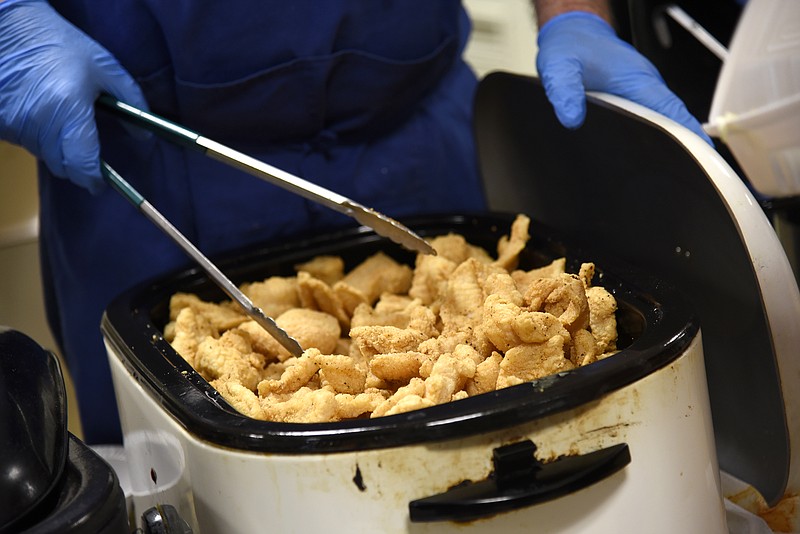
[0,0,148,194]
[536,12,713,145]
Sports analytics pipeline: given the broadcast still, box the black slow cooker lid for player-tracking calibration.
[472,73,789,504]
[102,213,697,454]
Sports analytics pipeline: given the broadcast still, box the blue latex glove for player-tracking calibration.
[0,0,148,193]
[536,12,713,145]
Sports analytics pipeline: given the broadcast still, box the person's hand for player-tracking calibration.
[536,12,713,145]
[0,0,148,193]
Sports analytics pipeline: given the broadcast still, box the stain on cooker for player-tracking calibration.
[353,464,366,491]
[575,422,637,442]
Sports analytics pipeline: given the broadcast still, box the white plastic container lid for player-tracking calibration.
[705,0,800,198]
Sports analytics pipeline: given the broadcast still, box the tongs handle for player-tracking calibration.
[96,95,436,256]
[101,161,304,358]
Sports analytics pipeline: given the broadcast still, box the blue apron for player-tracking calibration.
[42,0,486,444]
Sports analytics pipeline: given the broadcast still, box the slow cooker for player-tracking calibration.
[101,73,800,533]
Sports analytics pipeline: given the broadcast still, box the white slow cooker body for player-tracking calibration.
[107,331,726,534]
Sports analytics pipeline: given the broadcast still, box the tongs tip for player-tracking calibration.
[348,203,437,256]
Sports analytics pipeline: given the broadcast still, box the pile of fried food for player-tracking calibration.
[164,214,618,423]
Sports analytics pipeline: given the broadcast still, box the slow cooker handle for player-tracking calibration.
[408,440,630,523]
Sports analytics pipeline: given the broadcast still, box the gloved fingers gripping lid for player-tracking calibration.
[537,55,587,130]
[536,11,713,145]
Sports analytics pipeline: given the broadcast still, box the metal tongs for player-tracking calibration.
[100,161,305,357]
[97,96,436,357]
[96,95,436,256]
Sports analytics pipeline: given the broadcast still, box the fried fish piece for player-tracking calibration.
[312,351,366,394]
[350,324,430,359]
[525,273,590,334]
[333,390,387,419]
[483,272,524,305]
[168,306,217,367]
[511,257,567,294]
[372,377,429,418]
[482,293,571,353]
[235,320,284,362]
[332,283,369,322]
[570,328,598,366]
[351,295,421,329]
[233,307,341,362]
[383,394,435,416]
[369,351,425,383]
[514,310,572,345]
[579,262,619,354]
[407,230,494,309]
[350,301,436,359]
[168,292,247,331]
[494,214,530,272]
[424,346,479,404]
[586,286,618,353]
[328,251,414,330]
[262,360,290,381]
[194,330,266,391]
[438,259,506,335]
[257,352,320,395]
[408,254,457,306]
[481,294,525,352]
[260,387,338,423]
[295,255,345,286]
[428,233,493,264]
[277,308,341,355]
[240,276,300,320]
[296,271,350,329]
[338,252,413,306]
[578,262,596,290]
[211,378,267,420]
[374,293,417,314]
[496,335,574,388]
[466,352,503,396]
